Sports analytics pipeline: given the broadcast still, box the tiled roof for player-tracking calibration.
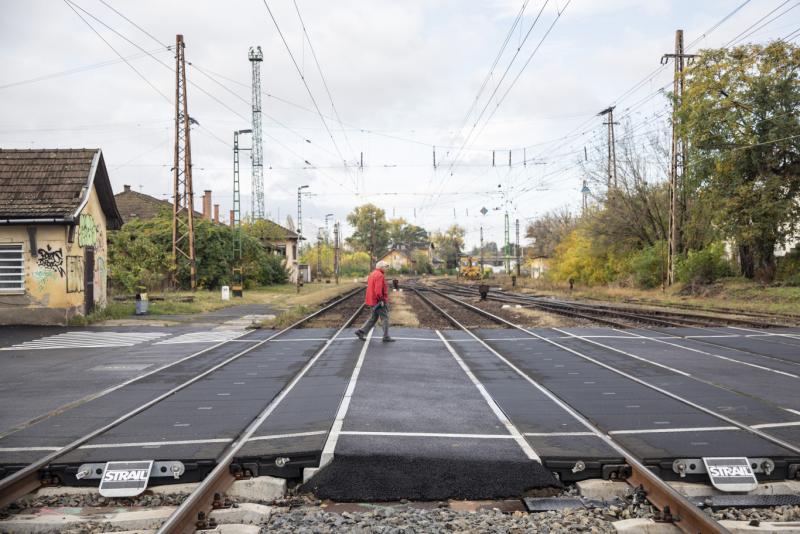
[0,148,122,228]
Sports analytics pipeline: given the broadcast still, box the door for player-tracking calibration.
[84,247,95,314]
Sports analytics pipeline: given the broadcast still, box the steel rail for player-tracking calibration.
[438,281,785,329]
[156,302,366,533]
[410,288,729,534]
[433,283,715,328]
[435,283,800,372]
[0,286,365,509]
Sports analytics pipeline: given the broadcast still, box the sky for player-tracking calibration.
[1,0,798,249]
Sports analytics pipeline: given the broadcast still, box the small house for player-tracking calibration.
[0,149,122,324]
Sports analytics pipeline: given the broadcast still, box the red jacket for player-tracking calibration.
[365,268,388,306]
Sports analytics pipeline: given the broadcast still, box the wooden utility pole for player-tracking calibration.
[598,106,618,189]
[662,29,696,285]
[171,34,196,290]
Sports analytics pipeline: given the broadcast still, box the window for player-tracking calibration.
[0,243,24,293]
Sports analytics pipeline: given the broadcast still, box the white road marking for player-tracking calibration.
[247,430,327,442]
[156,331,245,345]
[340,431,514,439]
[609,426,738,435]
[752,421,800,429]
[555,329,692,377]
[0,331,168,350]
[524,431,597,437]
[80,438,233,449]
[437,330,541,463]
[612,328,800,378]
[0,446,61,452]
[319,329,374,469]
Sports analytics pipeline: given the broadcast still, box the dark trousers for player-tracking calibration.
[358,304,390,339]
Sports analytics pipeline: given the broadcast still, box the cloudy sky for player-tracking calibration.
[1,0,797,248]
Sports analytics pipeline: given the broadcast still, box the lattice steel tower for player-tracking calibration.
[249,46,265,220]
[172,34,196,290]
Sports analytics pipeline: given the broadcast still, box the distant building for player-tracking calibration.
[249,219,300,283]
[378,249,413,270]
[114,184,207,224]
[0,149,122,324]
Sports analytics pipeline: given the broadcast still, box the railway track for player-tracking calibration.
[0,286,366,533]
[409,284,800,534]
[434,281,800,375]
[435,280,791,329]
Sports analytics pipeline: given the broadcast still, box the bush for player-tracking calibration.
[628,241,667,289]
[676,242,732,285]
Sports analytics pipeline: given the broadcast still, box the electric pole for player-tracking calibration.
[479,226,484,275]
[249,46,265,220]
[504,211,510,273]
[581,180,590,214]
[662,29,696,286]
[370,213,377,269]
[316,229,323,281]
[598,106,618,189]
[297,185,309,239]
[515,218,521,276]
[171,34,196,290]
[232,129,251,297]
[333,222,340,285]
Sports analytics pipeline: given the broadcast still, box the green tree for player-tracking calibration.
[679,41,800,280]
[340,251,372,276]
[432,224,465,269]
[346,204,389,263]
[387,218,429,250]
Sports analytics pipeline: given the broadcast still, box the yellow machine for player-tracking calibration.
[460,256,482,280]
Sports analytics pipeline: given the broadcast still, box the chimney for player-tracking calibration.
[229,210,235,228]
[213,204,220,224]
[203,190,212,221]
[124,184,131,192]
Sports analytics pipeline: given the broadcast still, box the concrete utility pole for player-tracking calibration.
[581,180,590,214]
[479,226,484,275]
[325,213,334,242]
[515,218,521,276]
[249,46,265,220]
[316,229,323,281]
[231,129,251,297]
[662,29,696,286]
[370,213,377,269]
[171,34,197,290]
[333,222,340,285]
[598,106,618,189]
[297,185,309,238]
[503,212,511,273]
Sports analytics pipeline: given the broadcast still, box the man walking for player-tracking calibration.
[355,260,394,342]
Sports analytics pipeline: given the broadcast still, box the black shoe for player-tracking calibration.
[382,336,396,343]
[355,330,366,341]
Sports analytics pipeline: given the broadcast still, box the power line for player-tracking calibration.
[63,0,172,104]
[292,0,357,164]
[256,0,356,187]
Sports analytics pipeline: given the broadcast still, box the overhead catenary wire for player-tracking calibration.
[256,0,357,188]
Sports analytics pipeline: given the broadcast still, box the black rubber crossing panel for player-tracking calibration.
[55,337,329,464]
[0,336,324,465]
[570,334,800,413]
[236,329,365,462]
[481,335,797,460]
[552,335,800,428]
[441,330,620,461]
[307,329,559,500]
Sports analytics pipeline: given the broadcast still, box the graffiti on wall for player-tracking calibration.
[36,245,65,277]
[66,255,85,293]
[78,214,99,248]
[94,256,106,303]
[32,269,56,291]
